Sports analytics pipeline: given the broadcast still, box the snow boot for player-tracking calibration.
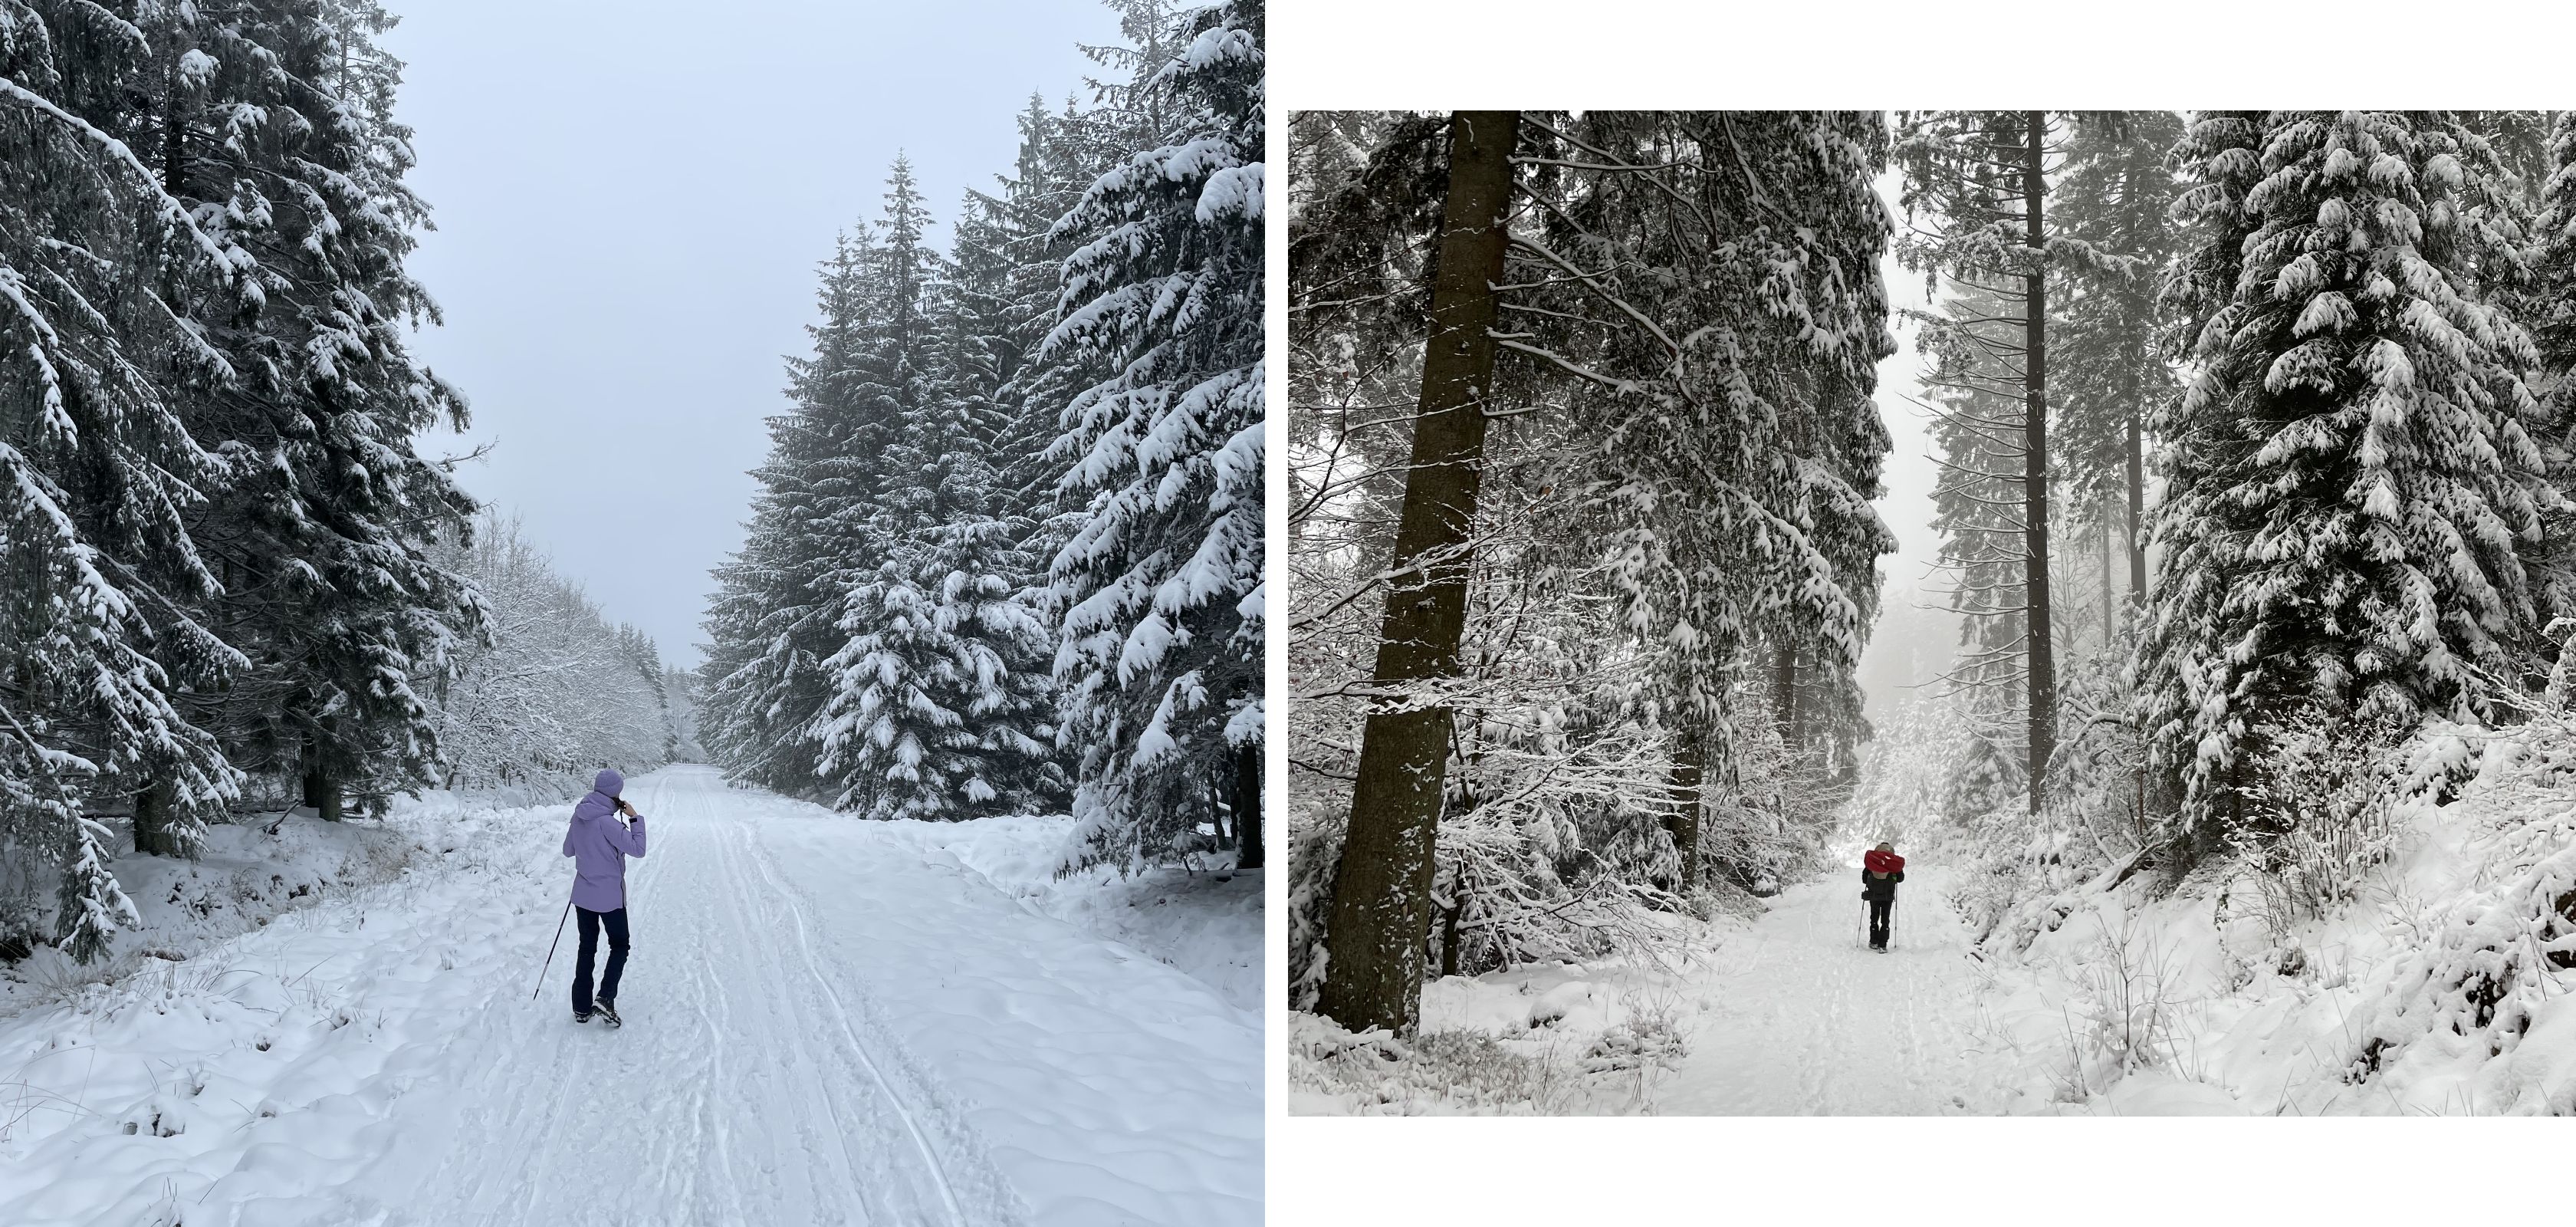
[595,1001,623,1028]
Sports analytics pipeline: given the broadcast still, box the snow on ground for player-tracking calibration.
[865,814,1263,1014]
[1657,868,1988,1114]
[1300,719,2576,1118]
[0,765,1260,1225]
[1291,866,1993,1115]
[1967,725,2576,1115]
[0,806,426,1016]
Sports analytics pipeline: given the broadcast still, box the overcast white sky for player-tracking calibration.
[389,0,1122,669]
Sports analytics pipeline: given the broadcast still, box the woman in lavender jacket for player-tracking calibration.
[563,768,647,1025]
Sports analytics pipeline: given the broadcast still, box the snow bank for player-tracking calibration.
[868,814,1263,1013]
[1970,716,2576,1114]
[1290,946,1710,1115]
[0,792,567,1222]
[1,806,430,1017]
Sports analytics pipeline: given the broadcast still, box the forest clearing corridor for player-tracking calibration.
[1661,868,1988,1114]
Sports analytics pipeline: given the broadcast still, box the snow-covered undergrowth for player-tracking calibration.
[0,806,441,1018]
[0,792,564,1219]
[1288,926,1719,1115]
[1969,719,2576,1114]
[869,814,1263,1014]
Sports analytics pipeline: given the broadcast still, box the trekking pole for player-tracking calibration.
[532,894,572,1001]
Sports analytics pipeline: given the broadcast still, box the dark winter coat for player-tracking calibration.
[564,768,647,910]
[1860,866,1904,903]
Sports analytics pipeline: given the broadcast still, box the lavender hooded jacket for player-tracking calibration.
[563,768,646,911]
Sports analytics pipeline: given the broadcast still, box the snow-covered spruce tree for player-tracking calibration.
[2517,111,2576,631]
[1283,109,1468,1011]
[810,157,951,815]
[1917,280,2036,813]
[2,0,255,958]
[1896,110,2066,811]
[930,169,1078,809]
[610,624,675,762]
[816,159,1063,821]
[2052,110,2183,620]
[2530,113,2576,376]
[2139,111,2554,857]
[146,0,481,825]
[1044,0,1263,869]
[987,97,1117,557]
[699,232,879,797]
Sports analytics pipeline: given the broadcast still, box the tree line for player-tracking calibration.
[694,0,1265,873]
[2,0,491,962]
[431,515,695,794]
[1290,109,2576,1040]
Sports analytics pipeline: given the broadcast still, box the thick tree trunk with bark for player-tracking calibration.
[133,782,179,856]
[1233,741,1263,870]
[301,728,341,823]
[1664,729,1706,891]
[1772,643,1799,745]
[1317,111,1518,1038]
[302,765,340,823]
[2101,503,2114,645]
[2125,408,2147,606]
[2022,110,2056,814]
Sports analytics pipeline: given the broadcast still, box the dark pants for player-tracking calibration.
[573,906,629,1012]
[1868,896,1894,948]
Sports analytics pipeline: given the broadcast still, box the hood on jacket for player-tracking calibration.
[572,769,624,825]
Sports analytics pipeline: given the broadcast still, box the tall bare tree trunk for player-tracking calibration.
[301,727,340,823]
[133,782,179,856]
[1233,741,1263,870]
[2126,407,2147,606]
[1664,729,1706,892]
[2101,501,2114,646]
[1317,111,1517,1037]
[1772,643,1799,744]
[2022,110,2056,814]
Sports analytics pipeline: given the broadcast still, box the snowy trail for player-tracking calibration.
[0,766,1257,1226]
[1660,867,1988,1115]
[386,767,1000,1226]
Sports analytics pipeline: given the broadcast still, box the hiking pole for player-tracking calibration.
[532,894,572,1001]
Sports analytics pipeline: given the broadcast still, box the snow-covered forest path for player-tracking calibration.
[1661,867,1987,1114]
[0,766,1257,1227]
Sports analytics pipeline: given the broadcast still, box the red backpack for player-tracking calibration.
[1865,849,1904,875]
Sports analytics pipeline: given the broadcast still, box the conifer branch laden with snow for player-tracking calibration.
[2141,110,2555,851]
[1,0,481,962]
[696,1,1265,866]
[1290,111,1899,1038]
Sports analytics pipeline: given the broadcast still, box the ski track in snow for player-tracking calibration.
[396,768,992,1226]
[1661,867,1986,1115]
[0,766,1258,1226]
